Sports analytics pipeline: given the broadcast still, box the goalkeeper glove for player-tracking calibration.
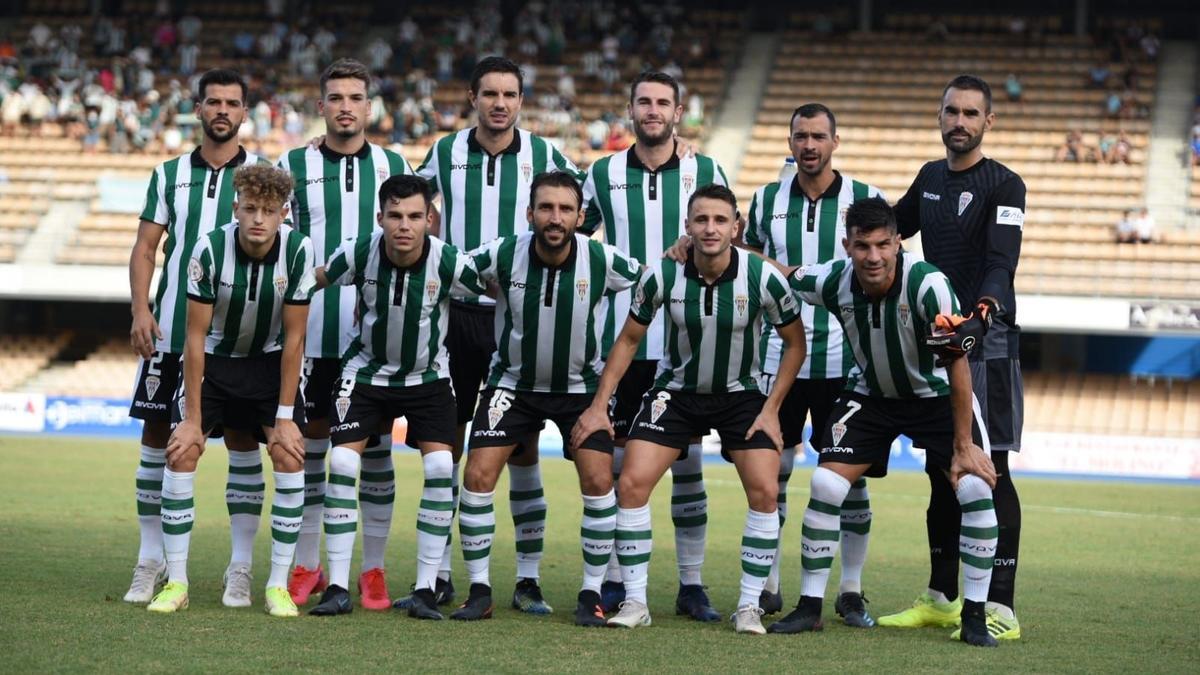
[925,311,989,366]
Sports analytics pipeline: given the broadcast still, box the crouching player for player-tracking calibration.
[766,198,1000,647]
[150,165,314,616]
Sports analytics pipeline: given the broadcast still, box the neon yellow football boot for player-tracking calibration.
[265,585,299,618]
[877,591,961,628]
[147,581,189,613]
[951,607,1020,641]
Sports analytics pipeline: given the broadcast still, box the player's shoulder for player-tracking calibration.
[280,221,310,243]
[982,158,1026,193]
[904,254,948,285]
[839,172,886,198]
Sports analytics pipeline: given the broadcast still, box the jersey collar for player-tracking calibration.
[190,145,249,171]
[683,246,739,285]
[467,127,522,156]
[790,170,842,201]
[318,140,371,163]
[626,142,681,173]
[528,232,578,271]
[378,234,432,270]
[234,227,282,264]
[850,248,905,300]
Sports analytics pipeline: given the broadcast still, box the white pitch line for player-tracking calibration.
[701,478,1200,524]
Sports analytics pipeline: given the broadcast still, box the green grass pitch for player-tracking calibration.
[1,435,1198,673]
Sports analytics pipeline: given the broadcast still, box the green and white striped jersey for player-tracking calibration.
[580,146,728,360]
[416,127,581,305]
[745,172,885,379]
[140,146,271,354]
[630,248,799,394]
[186,222,314,358]
[788,250,960,399]
[470,232,642,394]
[278,141,413,359]
[324,232,488,387]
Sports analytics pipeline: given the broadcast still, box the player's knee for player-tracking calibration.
[463,460,500,493]
[167,446,202,472]
[578,471,612,496]
[616,473,650,507]
[745,484,778,513]
[269,447,303,473]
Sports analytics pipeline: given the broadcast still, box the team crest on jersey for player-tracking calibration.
[144,375,161,400]
[839,206,849,225]
[188,257,204,283]
[426,280,440,302]
[831,422,847,446]
[521,162,533,182]
[576,279,589,301]
[634,284,645,308]
[335,396,351,423]
[377,168,389,183]
[682,173,695,193]
[958,191,973,216]
[735,294,748,316]
[650,391,671,423]
[899,303,910,327]
[274,276,288,296]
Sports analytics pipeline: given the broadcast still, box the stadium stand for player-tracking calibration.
[1024,372,1200,438]
[20,337,137,398]
[0,334,69,391]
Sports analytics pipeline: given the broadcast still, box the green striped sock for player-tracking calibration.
[459,488,495,586]
[956,474,998,603]
[799,468,850,599]
[161,468,196,584]
[359,436,395,571]
[227,450,264,565]
[615,504,652,604]
[324,446,360,590]
[671,446,706,586]
[136,445,165,561]
[739,509,779,607]
[268,471,304,587]
[417,451,454,590]
[581,490,617,593]
[839,478,871,593]
[509,463,546,580]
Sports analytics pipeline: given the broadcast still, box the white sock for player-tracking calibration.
[739,508,779,608]
[765,445,796,594]
[359,434,395,572]
[605,445,625,584]
[799,467,850,599]
[439,461,460,581]
[616,504,652,604]
[136,445,166,562]
[839,478,871,594]
[226,449,264,566]
[161,468,196,585]
[580,490,616,593]
[295,437,328,569]
[670,445,706,586]
[267,471,305,588]
[416,450,454,591]
[323,446,360,590]
[458,488,495,586]
[956,474,998,603]
[508,462,546,580]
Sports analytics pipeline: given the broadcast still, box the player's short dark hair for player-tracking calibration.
[790,103,837,136]
[320,58,371,96]
[630,71,681,107]
[378,174,433,210]
[196,68,247,104]
[687,184,738,216]
[942,74,993,113]
[530,170,583,210]
[470,56,523,95]
[844,197,897,237]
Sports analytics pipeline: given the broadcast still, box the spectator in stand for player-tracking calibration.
[557,67,575,105]
[178,14,202,44]
[152,19,176,63]
[1105,90,1122,117]
[1103,130,1134,164]
[1191,126,1200,167]
[1055,129,1093,162]
[1139,32,1160,60]
[1005,73,1022,102]
[178,41,199,76]
[258,28,282,64]
[1089,61,1110,88]
[604,119,632,151]
[1115,209,1138,243]
[683,92,704,133]
[366,37,392,73]
[586,117,607,150]
[1134,208,1157,243]
[312,27,336,66]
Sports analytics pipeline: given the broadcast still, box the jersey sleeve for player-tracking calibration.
[547,143,586,182]
[445,246,489,298]
[139,164,168,225]
[414,143,439,195]
[979,175,1026,309]
[743,188,765,249]
[386,149,413,176]
[285,236,315,305]
[788,261,835,309]
[469,238,502,284]
[893,165,926,239]
[629,264,663,325]
[712,160,729,187]
[914,265,960,324]
[186,238,215,304]
[761,265,801,327]
[276,154,300,226]
[323,236,360,287]
[580,165,603,236]
[603,243,641,292]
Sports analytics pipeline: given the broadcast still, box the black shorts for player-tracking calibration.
[329,377,457,447]
[447,301,496,425]
[609,359,658,440]
[969,357,1023,452]
[627,388,774,461]
[759,374,846,449]
[469,387,612,457]
[816,392,988,478]
[129,351,182,422]
[171,352,305,442]
[301,357,341,422]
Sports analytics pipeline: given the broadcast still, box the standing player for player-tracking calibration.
[580,71,730,621]
[304,175,489,619]
[148,165,314,615]
[401,56,581,613]
[881,75,1026,641]
[449,171,642,624]
[742,103,883,623]
[126,68,272,605]
[278,59,413,611]
[766,197,1000,648]
[574,184,806,635]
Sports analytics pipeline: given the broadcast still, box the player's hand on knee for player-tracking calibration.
[269,419,306,465]
[746,411,783,452]
[167,419,204,464]
[950,440,997,489]
[662,235,692,262]
[571,404,614,452]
